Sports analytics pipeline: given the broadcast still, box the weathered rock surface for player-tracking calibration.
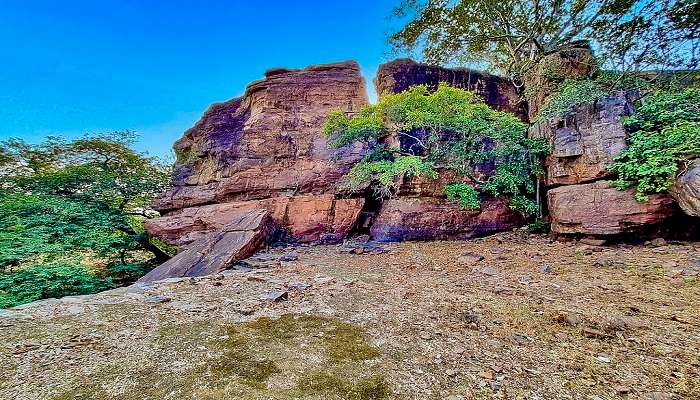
[138,210,275,282]
[375,58,525,119]
[145,194,364,247]
[548,181,676,235]
[670,158,700,217]
[147,61,369,245]
[524,46,597,120]
[154,61,368,212]
[529,92,635,186]
[370,197,523,242]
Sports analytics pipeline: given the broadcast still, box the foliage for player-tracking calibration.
[445,182,480,209]
[325,84,548,216]
[390,0,700,85]
[0,263,112,309]
[535,79,609,122]
[610,88,700,201]
[527,220,551,234]
[0,131,171,307]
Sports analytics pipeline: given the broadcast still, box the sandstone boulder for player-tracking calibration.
[145,195,364,247]
[138,210,275,282]
[155,61,368,212]
[548,181,676,235]
[370,197,523,242]
[375,58,524,119]
[529,93,634,186]
[670,159,700,216]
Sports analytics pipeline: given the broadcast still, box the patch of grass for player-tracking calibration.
[247,314,381,362]
[298,370,391,400]
[210,326,281,389]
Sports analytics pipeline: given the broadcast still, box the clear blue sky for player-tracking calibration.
[0,1,405,157]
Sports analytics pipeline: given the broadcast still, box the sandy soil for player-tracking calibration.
[1,231,699,400]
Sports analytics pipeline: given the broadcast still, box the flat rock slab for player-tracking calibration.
[138,210,275,282]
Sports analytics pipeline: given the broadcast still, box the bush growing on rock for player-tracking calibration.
[324,84,549,216]
[610,87,700,201]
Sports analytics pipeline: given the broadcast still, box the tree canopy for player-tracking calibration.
[0,132,172,307]
[391,0,700,86]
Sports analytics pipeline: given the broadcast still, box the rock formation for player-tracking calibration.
[529,92,635,186]
[138,210,275,282]
[548,181,677,235]
[670,159,700,217]
[147,61,369,245]
[370,197,523,241]
[375,58,525,119]
[523,46,597,120]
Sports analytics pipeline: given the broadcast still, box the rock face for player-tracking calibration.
[375,58,525,119]
[146,195,364,247]
[670,159,700,216]
[138,210,275,282]
[548,181,676,235]
[370,197,523,242]
[529,93,635,186]
[524,46,596,120]
[147,61,369,244]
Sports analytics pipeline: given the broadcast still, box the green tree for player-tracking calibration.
[324,84,548,216]
[0,131,172,307]
[391,0,700,87]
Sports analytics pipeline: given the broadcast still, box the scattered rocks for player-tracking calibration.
[279,252,299,262]
[553,312,582,327]
[540,263,554,273]
[144,295,171,304]
[476,266,498,276]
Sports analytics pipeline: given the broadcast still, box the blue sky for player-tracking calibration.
[0,1,405,157]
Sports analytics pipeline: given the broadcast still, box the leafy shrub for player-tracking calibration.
[527,220,551,234]
[325,84,548,216]
[0,263,112,308]
[610,88,700,201]
[535,79,609,122]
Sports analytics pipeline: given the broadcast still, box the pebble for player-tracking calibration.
[259,291,288,302]
[144,295,171,304]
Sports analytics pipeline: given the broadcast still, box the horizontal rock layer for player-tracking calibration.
[548,181,676,235]
[370,197,523,242]
[375,58,525,119]
[145,194,364,247]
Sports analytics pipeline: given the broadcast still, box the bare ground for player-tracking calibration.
[1,231,699,400]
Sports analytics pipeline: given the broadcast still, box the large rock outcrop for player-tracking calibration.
[148,61,369,244]
[375,59,525,119]
[529,92,635,186]
[670,159,700,217]
[548,181,676,235]
[138,210,275,282]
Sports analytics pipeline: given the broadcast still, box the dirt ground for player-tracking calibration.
[1,231,699,400]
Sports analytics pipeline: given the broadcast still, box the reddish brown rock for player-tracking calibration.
[529,93,634,186]
[145,194,364,247]
[548,181,676,235]
[670,158,700,217]
[524,46,597,120]
[138,210,275,282]
[155,61,369,212]
[374,58,525,119]
[369,197,523,242]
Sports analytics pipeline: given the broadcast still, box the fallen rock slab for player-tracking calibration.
[138,210,275,282]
